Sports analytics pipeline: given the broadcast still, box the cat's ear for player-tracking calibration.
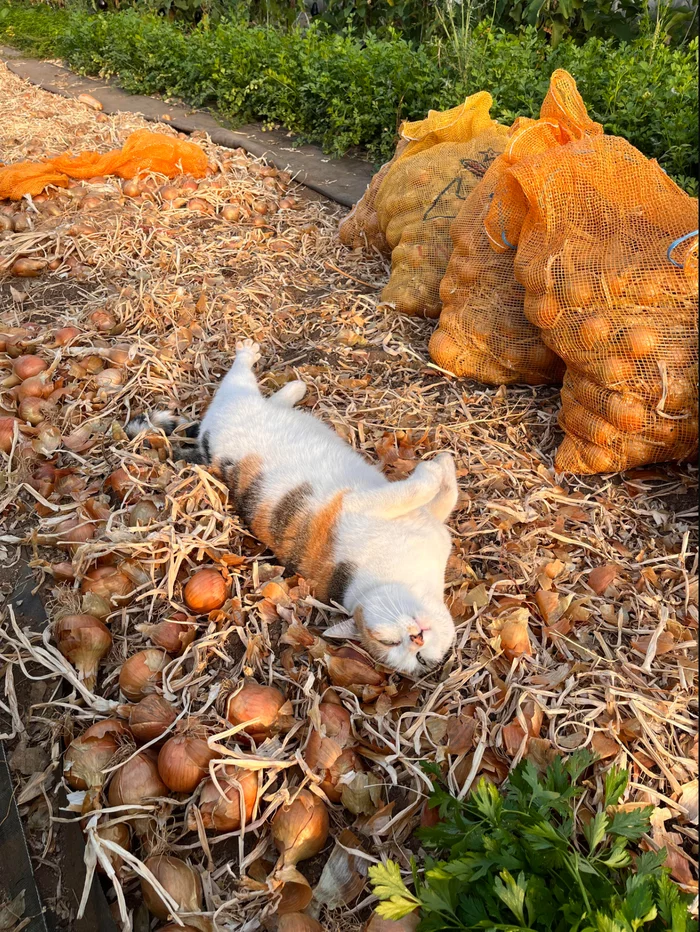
[323,616,360,640]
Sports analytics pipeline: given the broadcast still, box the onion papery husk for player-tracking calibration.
[274,865,313,916]
[310,829,367,911]
[63,719,130,790]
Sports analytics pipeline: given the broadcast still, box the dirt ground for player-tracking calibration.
[0,60,697,931]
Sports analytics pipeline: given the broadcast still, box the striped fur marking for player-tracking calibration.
[327,561,356,607]
[219,460,348,605]
[231,455,264,527]
[269,483,313,541]
[200,431,212,465]
[297,491,346,601]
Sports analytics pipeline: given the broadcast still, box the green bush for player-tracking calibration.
[370,751,698,931]
[0,3,697,185]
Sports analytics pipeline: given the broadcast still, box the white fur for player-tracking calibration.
[141,340,459,675]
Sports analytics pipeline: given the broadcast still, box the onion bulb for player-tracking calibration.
[326,646,387,689]
[364,911,420,932]
[157,733,217,793]
[64,719,130,790]
[54,614,112,691]
[55,516,95,552]
[119,649,169,701]
[13,355,47,381]
[304,702,362,802]
[278,915,323,932]
[183,568,228,613]
[17,373,53,400]
[225,681,286,741]
[141,855,202,920]
[272,789,329,868]
[120,694,177,744]
[54,326,81,346]
[625,325,658,358]
[128,499,160,527]
[0,417,18,454]
[11,257,47,277]
[107,750,168,810]
[89,309,116,333]
[189,766,258,832]
[137,613,196,654]
[81,565,133,605]
[18,396,54,426]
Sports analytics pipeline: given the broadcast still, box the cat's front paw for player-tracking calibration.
[236,339,261,363]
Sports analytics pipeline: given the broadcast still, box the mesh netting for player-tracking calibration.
[338,140,408,254]
[431,71,600,385]
[0,130,208,200]
[339,94,508,318]
[485,132,699,473]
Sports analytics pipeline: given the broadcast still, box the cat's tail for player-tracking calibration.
[126,410,203,462]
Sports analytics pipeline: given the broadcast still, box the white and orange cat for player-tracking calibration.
[128,340,458,675]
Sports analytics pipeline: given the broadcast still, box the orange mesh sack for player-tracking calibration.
[431,71,601,384]
[0,130,208,201]
[338,139,409,254]
[486,133,699,473]
[373,94,508,317]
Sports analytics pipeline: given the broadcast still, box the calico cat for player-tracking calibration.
[127,340,458,675]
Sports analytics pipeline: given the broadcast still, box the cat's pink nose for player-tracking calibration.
[410,631,424,647]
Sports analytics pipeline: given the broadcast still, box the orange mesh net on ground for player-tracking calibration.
[431,71,600,385]
[340,94,508,317]
[0,129,208,200]
[485,133,699,473]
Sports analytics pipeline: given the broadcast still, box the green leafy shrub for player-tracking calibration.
[370,752,698,931]
[0,3,697,184]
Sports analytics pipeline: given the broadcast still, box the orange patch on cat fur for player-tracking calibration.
[297,491,346,601]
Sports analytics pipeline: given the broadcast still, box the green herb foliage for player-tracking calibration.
[370,751,698,931]
[0,4,697,190]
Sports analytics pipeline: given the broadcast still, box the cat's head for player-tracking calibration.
[353,584,455,676]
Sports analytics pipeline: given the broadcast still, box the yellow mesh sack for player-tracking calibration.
[0,130,208,200]
[338,139,408,254]
[374,94,508,318]
[431,71,599,384]
[486,133,699,473]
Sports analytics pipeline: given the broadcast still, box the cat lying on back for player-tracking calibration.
[127,340,458,675]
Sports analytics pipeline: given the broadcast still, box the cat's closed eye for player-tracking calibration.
[375,637,401,647]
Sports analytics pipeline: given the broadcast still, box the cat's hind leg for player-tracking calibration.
[219,339,263,397]
[269,380,306,407]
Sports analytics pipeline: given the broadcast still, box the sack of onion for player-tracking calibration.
[340,94,508,318]
[484,130,699,473]
[431,70,598,385]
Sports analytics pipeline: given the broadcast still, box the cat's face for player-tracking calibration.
[354,585,455,675]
